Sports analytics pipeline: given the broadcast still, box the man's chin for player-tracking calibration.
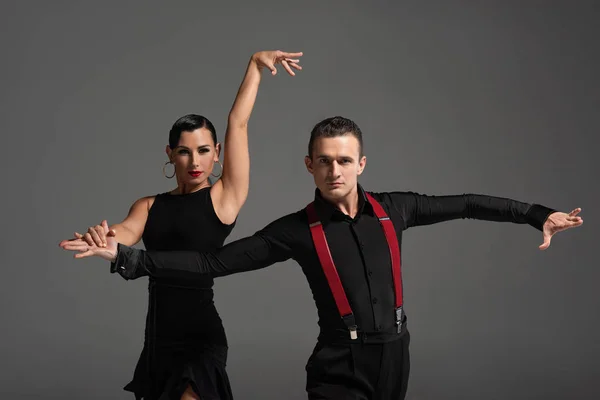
[321,185,347,198]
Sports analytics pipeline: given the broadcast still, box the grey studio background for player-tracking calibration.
[1,1,598,399]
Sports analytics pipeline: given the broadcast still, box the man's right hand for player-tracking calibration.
[59,220,118,262]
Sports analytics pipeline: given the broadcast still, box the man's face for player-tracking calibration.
[305,135,366,202]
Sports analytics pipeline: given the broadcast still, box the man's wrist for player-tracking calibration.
[109,244,142,280]
[526,204,556,231]
[109,243,128,274]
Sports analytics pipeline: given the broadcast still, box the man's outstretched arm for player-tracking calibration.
[377,191,583,249]
[61,218,295,279]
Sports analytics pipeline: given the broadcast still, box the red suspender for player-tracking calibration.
[306,202,358,338]
[306,193,403,340]
[365,193,403,311]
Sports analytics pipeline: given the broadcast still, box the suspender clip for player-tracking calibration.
[395,306,404,333]
[342,314,359,341]
[349,325,358,340]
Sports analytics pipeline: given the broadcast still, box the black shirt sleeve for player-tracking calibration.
[110,215,295,280]
[380,191,555,230]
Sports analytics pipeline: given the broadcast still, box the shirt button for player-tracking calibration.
[375,324,382,331]
[368,270,373,276]
[372,297,378,304]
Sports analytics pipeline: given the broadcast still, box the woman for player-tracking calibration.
[59,50,303,400]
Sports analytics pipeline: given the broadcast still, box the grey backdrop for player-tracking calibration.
[1,1,598,399]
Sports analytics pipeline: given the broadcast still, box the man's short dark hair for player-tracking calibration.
[307,116,363,158]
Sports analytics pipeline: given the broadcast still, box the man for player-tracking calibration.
[63,116,583,399]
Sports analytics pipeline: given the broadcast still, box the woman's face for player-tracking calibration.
[166,128,220,186]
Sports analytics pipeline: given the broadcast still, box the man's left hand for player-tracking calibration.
[539,208,583,250]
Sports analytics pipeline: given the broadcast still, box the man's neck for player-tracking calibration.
[322,186,360,218]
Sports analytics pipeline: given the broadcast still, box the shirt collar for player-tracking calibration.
[312,183,374,223]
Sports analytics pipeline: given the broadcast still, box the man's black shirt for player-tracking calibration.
[111,185,554,344]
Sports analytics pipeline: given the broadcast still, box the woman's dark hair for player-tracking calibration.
[168,114,217,149]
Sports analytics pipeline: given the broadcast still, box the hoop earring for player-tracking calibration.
[211,160,223,178]
[163,161,175,179]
